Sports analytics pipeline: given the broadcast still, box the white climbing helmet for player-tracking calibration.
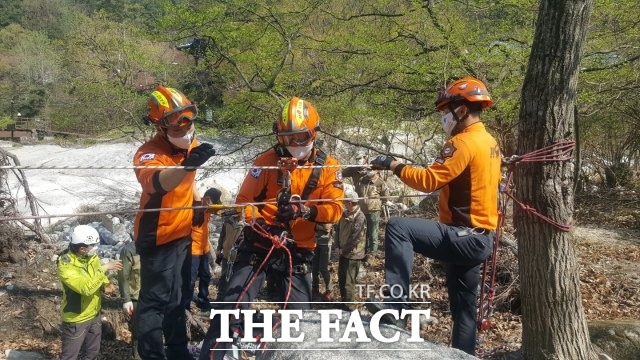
[70,225,100,245]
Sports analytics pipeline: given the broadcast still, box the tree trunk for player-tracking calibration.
[515,0,596,359]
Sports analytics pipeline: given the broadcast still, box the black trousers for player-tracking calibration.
[135,236,192,360]
[384,217,492,355]
[187,253,212,310]
[199,244,313,360]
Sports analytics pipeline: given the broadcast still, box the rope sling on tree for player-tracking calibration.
[476,139,575,335]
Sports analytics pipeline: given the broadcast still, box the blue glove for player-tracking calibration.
[370,155,396,170]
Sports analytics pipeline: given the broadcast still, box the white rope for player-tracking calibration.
[0,163,370,170]
[0,194,427,222]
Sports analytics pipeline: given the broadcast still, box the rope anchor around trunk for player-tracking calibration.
[477,140,576,335]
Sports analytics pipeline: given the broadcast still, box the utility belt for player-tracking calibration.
[454,226,494,237]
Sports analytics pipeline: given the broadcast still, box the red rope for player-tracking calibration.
[502,140,575,232]
[209,221,295,359]
[246,222,294,310]
[504,191,573,231]
[478,140,575,337]
[504,139,575,164]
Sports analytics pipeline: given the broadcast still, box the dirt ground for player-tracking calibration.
[0,191,638,359]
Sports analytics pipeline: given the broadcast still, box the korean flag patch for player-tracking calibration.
[139,153,155,162]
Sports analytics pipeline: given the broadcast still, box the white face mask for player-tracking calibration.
[286,142,314,160]
[441,110,458,136]
[86,246,98,256]
[167,128,195,149]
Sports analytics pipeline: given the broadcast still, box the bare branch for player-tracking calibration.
[0,147,50,243]
[581,53,640,72]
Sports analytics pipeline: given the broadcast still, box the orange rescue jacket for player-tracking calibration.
[397,122,501,230]
[191,211,211,255]
[133,133,196,247]
[236,147,344,250]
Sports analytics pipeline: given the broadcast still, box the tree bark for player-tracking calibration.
[515,0,596,359]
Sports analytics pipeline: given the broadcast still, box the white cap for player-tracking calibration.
[70,225,100,245]
[344,188,359,202]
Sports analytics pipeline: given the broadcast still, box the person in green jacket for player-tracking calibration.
[342,152,389,258]
[57,225,122,360]
[334,188,367,311]
[117,241,141,359]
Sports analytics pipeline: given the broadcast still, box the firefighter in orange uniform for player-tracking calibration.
[366,77,501,355]
[133,85,216,360]
[185,188,222,313]
[199,97,343,360]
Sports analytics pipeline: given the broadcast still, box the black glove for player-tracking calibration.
[276,203,309,223]
[182,143,216,171]
[370,155,397,170]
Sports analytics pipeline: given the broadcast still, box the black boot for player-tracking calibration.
[365,297,408,328]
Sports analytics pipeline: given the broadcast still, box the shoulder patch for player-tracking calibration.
[139,153,155,162]
[250,168,262,179]
[440,143,457,160]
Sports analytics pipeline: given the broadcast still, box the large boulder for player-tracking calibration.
[589,320,640,360]
[3,350,45,360]
[257,310,477,360]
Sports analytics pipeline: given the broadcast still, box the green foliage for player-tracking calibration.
[0,0,636,188]
[0,2,23,28]
[0,116,15,129]
[577,0,640,188]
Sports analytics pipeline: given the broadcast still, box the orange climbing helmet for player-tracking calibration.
[145,84,197,128]
[435,77,493,111]
[275,97,320,146]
